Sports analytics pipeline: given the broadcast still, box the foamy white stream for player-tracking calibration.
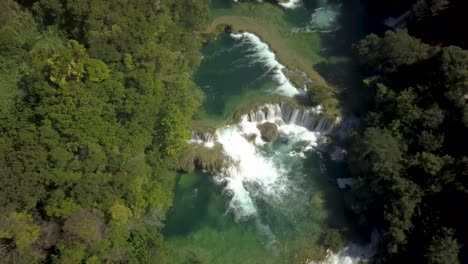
[230,32,301,97]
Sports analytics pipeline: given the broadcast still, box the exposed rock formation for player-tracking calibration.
[257,122,279,142]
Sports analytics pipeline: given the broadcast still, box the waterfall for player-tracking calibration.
[213,102,329,220]
[244,103,335,133]
[189,131,216,148]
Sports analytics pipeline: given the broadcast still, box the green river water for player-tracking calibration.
[193,33,277,124]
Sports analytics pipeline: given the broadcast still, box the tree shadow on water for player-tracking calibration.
[314,60,371,115]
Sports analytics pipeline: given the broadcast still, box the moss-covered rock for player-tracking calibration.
[257,122,278,142]
[201,24,230,42]
[306,82,340,119]
[322,229,345,254]
[282,68,311,88]
[179,143,227,174]
[189,120,218,135]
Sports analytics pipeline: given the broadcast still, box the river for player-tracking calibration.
[163,0,375,263]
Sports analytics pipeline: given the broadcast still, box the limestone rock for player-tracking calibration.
[257,122,278,142]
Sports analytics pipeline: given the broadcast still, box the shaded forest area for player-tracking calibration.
[347,0,468,263]
[362,0,468,48]
[0,0,208,262]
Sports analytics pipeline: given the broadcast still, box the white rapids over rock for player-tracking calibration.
[188,131,216,148]
[244,103,335,133]
[209,103,333,220]
[187,102,339,220]
[230,32,301,97]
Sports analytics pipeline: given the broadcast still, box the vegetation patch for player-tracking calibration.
[306,83,340,119]
[179,143,228,174]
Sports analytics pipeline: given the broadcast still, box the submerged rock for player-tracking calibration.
[336,178,356,189]
[257,122,278,142]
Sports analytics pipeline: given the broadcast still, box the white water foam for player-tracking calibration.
[212,108,376,263]
[188,131,216,148]
[291,0,340,33]
[230,32,300,97]
[307,6,340,32]
[307,0,341,33]
[310,229,379,264]
[279,0,302,9]
[244,103,334,133]
[212,103,331,220]
[215,118,290,221]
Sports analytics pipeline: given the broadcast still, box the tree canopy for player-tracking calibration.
[348,29,468,263]
[0,0,208,262]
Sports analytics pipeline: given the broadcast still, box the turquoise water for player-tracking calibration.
[194,34,279,124]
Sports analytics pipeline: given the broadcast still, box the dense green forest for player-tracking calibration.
[348,28,468,264]
[1,0,467,263]
[0,0,208,262]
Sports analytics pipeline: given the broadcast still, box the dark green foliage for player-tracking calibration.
[353,29,432,73]
[412,0,450,20]
[0,0,208,262]
[425,228,459,264]
[322,229,344,253]
[349,30,467,262]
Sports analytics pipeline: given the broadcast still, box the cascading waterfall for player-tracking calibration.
[209,103,333,220]
[244,103,335,133]
[215,122,292,221]
[189,131,216,148]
